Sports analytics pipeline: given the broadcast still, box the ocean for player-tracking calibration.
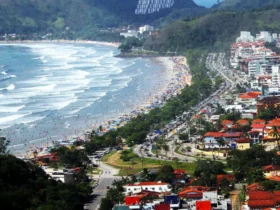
[0,43,169,154]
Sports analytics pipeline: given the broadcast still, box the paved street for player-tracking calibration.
[85,162,120,210]
[132,53,245,163]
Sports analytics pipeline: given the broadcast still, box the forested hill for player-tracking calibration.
[213,0,280,10]
[0,0,205,34]
[144,7,280,53]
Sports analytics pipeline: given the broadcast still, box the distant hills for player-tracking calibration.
[144,7,280,52]
[0,0,205,34]
[214,0,280,10]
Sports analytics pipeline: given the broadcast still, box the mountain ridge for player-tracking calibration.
[0,0,205,34]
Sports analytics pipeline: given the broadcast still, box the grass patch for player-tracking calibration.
[103,149,197,176]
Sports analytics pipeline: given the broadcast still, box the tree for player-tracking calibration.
[162,144,170,157]
[0,136,10,155]
[245,168,265,184]
[271,126,280,150]
[157,165,174,183]
[0,155,91,210]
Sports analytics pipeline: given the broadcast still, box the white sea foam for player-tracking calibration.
[1,71,7,75]
[0,105,25,113]
[0,114,28,124]
[22,84,56,92]
[0,84,15,91]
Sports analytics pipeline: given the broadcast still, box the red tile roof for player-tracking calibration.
[178,189,203,198]
[251,124,266,128]
[125,182,168,186]
[248,199,276,208]
[235,138,251,143]
[237,119,249,126]
[217,174,234,183]
[239,92,261,99]
[249,191,274,200]
[223,132,243,138]
[252,119,266,124]
[262,165,280,172]
[204,132,224,138]
[267,176,280,182]
[174,169,185,175]
[246,183,264,192]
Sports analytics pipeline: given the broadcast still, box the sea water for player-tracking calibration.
[0,43,168,154]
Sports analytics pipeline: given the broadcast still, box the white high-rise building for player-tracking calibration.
[139,25,154,34]
[236,31,255,43]
[256,31,273,43]
[272,65,280,87]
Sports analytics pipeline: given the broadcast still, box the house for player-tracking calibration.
[35,153,59,163]
[178,186,209,199]
[257,96,280,115]
[246,182,264,193]
[221,120,234,129]
[262,165,280,177]
[248,191,276,209]
[43,168,74,184]
[203,132,242,148]
[235,138,252,150]
[123,182,171,195]
[203,132,225,148]
[238,92,261,105]
[236,119,249,127]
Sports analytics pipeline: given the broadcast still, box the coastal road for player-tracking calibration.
[132,52,239,162]
[86,162,120,210]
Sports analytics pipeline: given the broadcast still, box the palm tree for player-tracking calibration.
[271,126,280,150]
[162,144,170,159]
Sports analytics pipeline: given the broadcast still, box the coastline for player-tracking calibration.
[0,39,120,48]
[0,41,191,158]
[27,56,192,158]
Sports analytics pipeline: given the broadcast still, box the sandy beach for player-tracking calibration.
[0,39,120,47]
[31,56,192,158]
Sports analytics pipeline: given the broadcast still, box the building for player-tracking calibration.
[238,91,261,105]
[272,64,280,87]
[123,182,171,195]
[256,31,273,43]
[120,30,138,38]
[256,96,280,115]
[235,138,252,150]
[236,31,255,43]
[262,165,280,177]
[43,167,74,184]
[139,25,154,34]
[248,191,277,209]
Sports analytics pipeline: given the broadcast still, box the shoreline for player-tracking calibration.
[1,41,191,158]
[25,56,192,158]
[0,39,120,48]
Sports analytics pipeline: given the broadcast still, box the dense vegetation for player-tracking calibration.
[0,155,91,210]
[214,0,280,10]
[0,0,205,35]
[144,7,280,52]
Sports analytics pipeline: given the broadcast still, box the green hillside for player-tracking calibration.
[144,7,280,53]
[0,0,205,34]
[214,0,280,10]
